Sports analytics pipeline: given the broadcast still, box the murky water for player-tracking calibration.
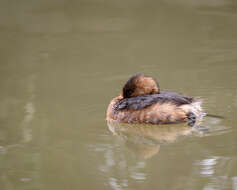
[1,0,237,189]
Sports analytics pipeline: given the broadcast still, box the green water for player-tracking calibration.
[0,0,237,189]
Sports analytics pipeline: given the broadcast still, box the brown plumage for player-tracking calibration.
[106,74,203,126]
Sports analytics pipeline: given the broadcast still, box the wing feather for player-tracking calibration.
[115,91,193,111]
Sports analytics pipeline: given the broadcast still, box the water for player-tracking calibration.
[0,0,237,189]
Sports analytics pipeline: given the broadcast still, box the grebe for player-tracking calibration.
[106,74,204,126]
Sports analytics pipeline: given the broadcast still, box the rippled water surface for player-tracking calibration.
[1,0,237,189]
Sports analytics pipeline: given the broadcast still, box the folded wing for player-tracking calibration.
[115,91,193,111]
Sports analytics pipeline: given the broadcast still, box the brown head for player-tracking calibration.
[122,74,160,98]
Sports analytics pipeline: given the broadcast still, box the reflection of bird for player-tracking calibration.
[107,121,194,159]
[107,121,193,143]
[126,142,160,160]
[107,74,204,126]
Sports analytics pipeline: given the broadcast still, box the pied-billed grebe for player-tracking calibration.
[106,74,204,126]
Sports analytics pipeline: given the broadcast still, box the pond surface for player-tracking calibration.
[1,0,237,189]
